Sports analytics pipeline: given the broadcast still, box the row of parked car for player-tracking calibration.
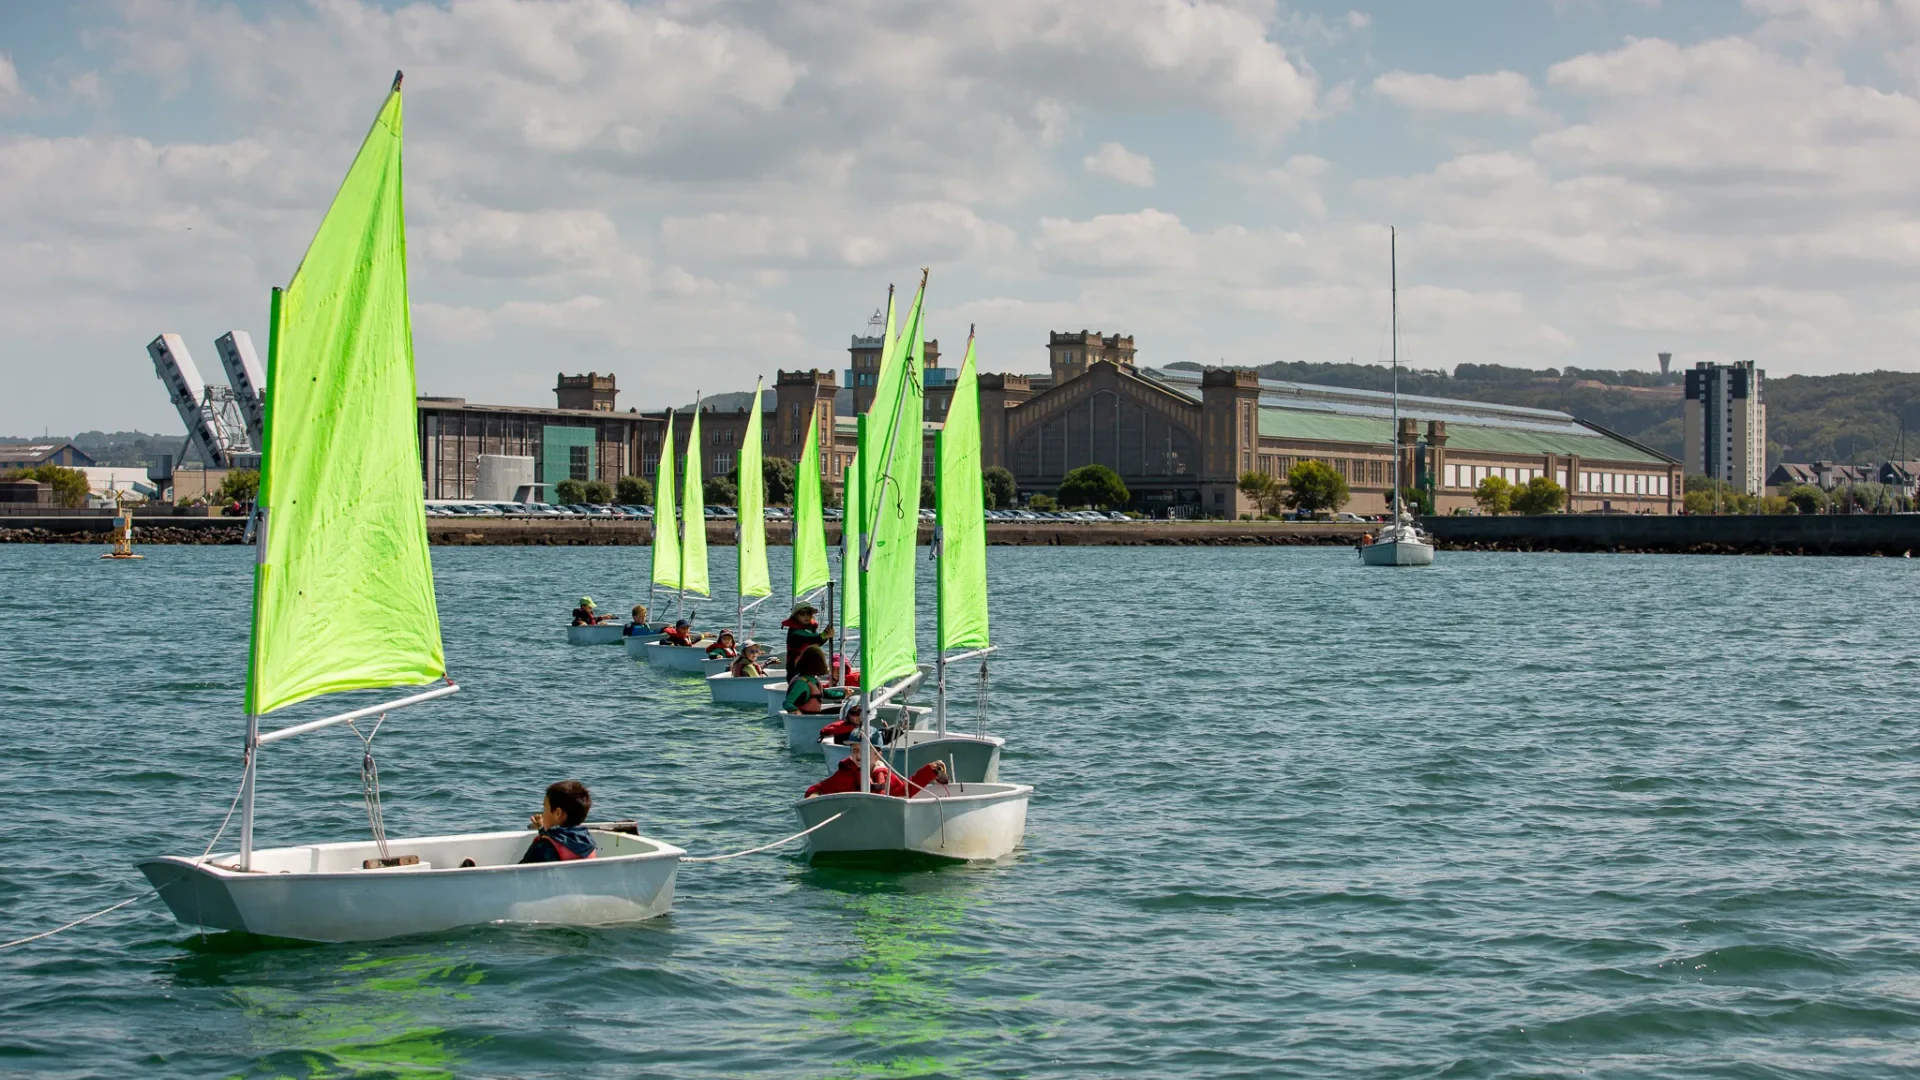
[424,502,1131,523]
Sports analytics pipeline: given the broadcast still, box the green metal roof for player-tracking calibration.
[1259,407,1667,464]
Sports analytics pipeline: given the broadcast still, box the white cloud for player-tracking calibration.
[1083,142,1156,187]
[0,53,27,110]
[1373,69,1538,116]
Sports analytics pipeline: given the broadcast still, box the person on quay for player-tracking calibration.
[519,780,597,863]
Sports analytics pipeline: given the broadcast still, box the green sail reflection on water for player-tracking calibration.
[246,82,443,718]
[937,333,989,652]
[652,411,680,591]
[736,379,771,601]
[792,401,830,599]
[681,401,710,599]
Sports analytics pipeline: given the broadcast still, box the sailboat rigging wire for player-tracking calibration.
[199,751,252,861]
[682,813,845,863]
[346,712,391,861]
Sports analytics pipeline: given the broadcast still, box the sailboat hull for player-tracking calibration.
[642,641,711,672]
[137,829,683,942]
[567,624,627,646]
[780,705,932,753]
[793,783,1031,862]
[1359,539,1435,566]
[820,731,1003,783]
[709,673,785,706]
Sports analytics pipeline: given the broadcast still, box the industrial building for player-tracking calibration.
[0,443,97,469]
[1683,360,1767,496]
[417,374,666,500]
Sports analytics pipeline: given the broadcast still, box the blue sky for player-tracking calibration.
[2,0,1917,434]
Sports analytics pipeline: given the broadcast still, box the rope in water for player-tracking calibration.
[682,813,843,863]
[0,895,147,950]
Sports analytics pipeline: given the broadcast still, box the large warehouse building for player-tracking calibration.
[417,331,1680,515]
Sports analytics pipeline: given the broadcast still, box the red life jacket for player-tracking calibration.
[545,836,596,861]
[662,625,694,645]
[791,675,827,714]
[805,757,904,798]
[818,716,858,741]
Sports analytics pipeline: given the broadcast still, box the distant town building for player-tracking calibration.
[416,373,663,500]
[1767,460,1918,497]
[0,442,97,469]
[1683,360,1767,495]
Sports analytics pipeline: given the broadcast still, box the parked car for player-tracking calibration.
[1106,511,1130,522]
[1331,512,1367,524]
[714,507,738,519]
[918,509,936,521]
[823,507,844,520]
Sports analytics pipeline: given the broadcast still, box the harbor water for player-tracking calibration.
[2,544,1918,1077]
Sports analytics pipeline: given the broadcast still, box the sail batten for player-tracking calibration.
[652,412,680,590]
[937,333,989,651]
[793,403,830,598]
[244,84,443,717]
[737,381,770,599]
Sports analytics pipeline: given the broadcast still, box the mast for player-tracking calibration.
[1390,226,1400,524]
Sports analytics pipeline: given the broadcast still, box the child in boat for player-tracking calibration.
[781,603,832,670]
[730,643,768,678]
[785,645,851,714]
[804,753,906,798]
[705,630,738,660]
[623,604,651,636]
[660,618,697,646]
[905,760,950,795]
[571,597,611,626]
[519,780,597,863]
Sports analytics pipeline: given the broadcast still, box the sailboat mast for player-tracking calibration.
[1390,227,1400,519]
[934,425,946,737]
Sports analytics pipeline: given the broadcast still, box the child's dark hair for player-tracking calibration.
[546,780,592,827]
[794,645,830,678]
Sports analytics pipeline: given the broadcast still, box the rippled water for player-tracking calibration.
[3,543,1919,1078]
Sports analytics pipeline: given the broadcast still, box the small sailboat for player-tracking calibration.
[100,494,143,560]
[711,392,814,706]
[1360,227,1435,568]
[637,399,716,670]
[819,328,1002,782]
[791,274,1031,863]
[138,75,684,943]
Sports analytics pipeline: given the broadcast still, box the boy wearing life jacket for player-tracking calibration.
[623,604,651,637]
[519,780,597,863]
[730,643,768,679]
[804,753,907,798]
[781,603,832,670]
[661,618,697,646]
[571,597,611,626]
[785,645,851,715]
[705,630,739,660]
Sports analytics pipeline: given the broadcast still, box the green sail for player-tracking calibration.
[937,334,989,651]
[245,82,443,717]
[861,286,909,506]
[652,411,680,590]
[859,280,926,688]
[841,453,860,629]
[792,402,830,599]
[737,380,770,599]
[681,402,710,598]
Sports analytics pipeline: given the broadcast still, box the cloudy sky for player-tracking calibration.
[3,0,1919,435]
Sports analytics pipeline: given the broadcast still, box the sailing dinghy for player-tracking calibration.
[138,75,684,942]
[1359,227,1435,568]
[640,397,718,670]
[790,274,1031,862]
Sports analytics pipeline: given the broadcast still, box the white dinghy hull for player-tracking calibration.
[821,730,1003,783]
[1359,538,1435,566]
[567,624,627,646]
[138,829,684,943]
[641,641,712,672]
[794,783,1031,862]
[780,705,932,753]
[621,627,671,657]
[708,672,783,707]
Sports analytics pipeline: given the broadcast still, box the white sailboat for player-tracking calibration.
[638,395,717,670]
[139,74,684,942]
[818,326,1003,783]
[1360,226,1436,568]
[706,384,788,703]
[790,274,1032,863]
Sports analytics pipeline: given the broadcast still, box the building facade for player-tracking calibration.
[1683,360,1767,495]
[417,374,664,500]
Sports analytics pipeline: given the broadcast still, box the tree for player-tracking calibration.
[1474,475,1513,515]
[616,475,653,505]
[724,457,797,506]
[554,478,586,504]
[1683,475,1756,514]
[1509,476,1565,515]
[1399,485,1435,516]
[1238,471,1282,516]
[1029,493,1059,511]
[1057,464,1129,509]
[1282,460,1349,514]
[1784,484,1826,515]
[921,476,936,510]
[983,466,1017,510]
[215,469,260,508]
[582,479,614,504]
[703,476,737,506]
[3,464,91,507]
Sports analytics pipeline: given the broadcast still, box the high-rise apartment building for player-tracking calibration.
[1683,360,1767,495]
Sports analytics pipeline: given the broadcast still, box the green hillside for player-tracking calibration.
[1167,361,1920,466]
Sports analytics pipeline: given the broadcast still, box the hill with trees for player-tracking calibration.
[1166,361,1920,466]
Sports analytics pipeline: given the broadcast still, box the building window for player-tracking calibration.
[569,445,589,481]
[715,452,734,475]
